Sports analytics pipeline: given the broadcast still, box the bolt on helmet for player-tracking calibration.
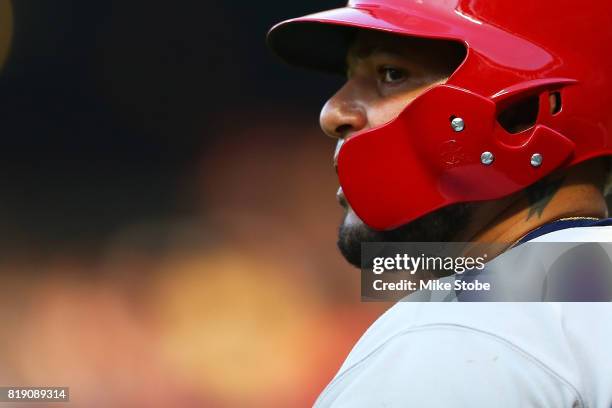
[268,0,612,230]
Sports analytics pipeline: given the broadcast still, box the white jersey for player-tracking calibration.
[314,225,612,408]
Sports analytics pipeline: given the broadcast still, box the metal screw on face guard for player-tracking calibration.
[480,151,494,165]
[450,117,465,132]
[530,153,543,167]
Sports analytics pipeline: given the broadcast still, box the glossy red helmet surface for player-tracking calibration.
[268,0,612,231]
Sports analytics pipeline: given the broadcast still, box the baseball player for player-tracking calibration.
[268,0,612,406]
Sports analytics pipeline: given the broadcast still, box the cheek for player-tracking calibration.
[367,88,424,127]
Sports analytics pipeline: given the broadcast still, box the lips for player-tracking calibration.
[333,139,344,175]
[336,187,348,208]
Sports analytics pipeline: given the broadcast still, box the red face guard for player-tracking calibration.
[338,80,576,230]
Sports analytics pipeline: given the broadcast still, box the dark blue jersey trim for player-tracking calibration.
[518,218,612,245]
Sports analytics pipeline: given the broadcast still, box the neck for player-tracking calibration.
[457,162,609,252]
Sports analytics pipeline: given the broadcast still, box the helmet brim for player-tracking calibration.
[267,6,463,75]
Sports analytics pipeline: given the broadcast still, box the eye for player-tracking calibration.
[378,66,408,84]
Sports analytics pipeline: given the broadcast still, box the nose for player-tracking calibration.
[319,84,368,140]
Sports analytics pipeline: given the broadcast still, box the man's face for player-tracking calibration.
[320,30,472,267]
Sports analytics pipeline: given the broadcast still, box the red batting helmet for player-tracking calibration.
[267,0,612,231]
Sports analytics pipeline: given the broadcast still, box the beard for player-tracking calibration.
[337,203,474,268]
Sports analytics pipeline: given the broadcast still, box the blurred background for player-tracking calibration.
[0,1,389,406]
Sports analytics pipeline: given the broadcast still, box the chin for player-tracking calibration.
[337,208,387,268]
[336,204,474,268]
